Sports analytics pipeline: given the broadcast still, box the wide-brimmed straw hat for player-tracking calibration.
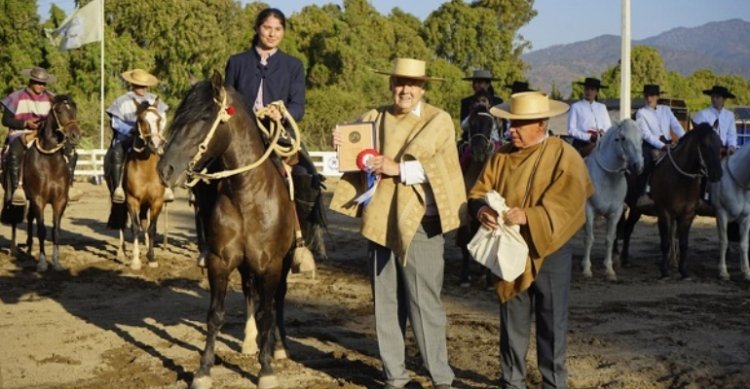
[504,81,535,94]
[121,68,159,87]
[577,77,607,89]
[375,58,443,81]
[489,92,569,120]
[463,69,498,81]
[21,67,56,84]
[642,84,664,96]
[702,85,735,99]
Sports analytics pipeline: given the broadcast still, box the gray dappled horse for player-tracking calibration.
[581,119,643,280]
[710,143,750,280]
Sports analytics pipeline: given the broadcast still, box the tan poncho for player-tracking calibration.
[468,137,594,302]
[330,102,468,261]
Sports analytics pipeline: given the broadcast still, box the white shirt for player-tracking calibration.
[567,99,612,141]
[692,106,737,148]
[636,105,686,149]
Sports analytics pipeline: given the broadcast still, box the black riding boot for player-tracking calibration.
[109,143,126,204]
[7,140,26,206]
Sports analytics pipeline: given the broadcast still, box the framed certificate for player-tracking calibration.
[336,121,377,172]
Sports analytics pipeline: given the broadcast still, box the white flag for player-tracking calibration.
[47,0,103,50]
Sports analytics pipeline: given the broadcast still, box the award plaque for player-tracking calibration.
[336,122,377,172]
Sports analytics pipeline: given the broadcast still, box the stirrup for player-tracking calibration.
[11,187,26,206]
[112,187,126,204]
[163,187,175,203]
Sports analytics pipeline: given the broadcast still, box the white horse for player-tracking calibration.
[710,144,750,281]
[582,119,644,280]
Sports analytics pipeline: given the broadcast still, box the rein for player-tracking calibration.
[32,101,77,154]
[664,140,707,179]
[184,90,302,187]
[592,127,627,174]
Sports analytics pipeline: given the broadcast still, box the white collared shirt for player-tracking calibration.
[692,106,737,148]
[636,104,686,148]
[567,99,612,141]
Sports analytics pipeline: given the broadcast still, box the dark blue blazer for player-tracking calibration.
[224,48,306,121]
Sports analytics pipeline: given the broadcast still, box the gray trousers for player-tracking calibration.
[369,221,454,387]
[500,242,572,389]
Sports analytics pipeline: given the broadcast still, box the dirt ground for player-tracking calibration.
[1,180,749,389]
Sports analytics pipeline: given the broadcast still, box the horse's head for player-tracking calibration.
[467,105,497,163]
[158,70,239,186]
[48,95,81,146]
[134,97,167,155]
[610,118,644,175]
[692,122,723,183]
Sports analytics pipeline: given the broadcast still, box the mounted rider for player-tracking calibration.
[1,67,78,206]
[105,69,174,204]
[567,77,612,156]
[692,85,738,157]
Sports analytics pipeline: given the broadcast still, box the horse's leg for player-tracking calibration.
[739,217,750,281]
[239,263,258,355]
[716,210,731,280]
[34,203,48,272]
[256,270,282,389]
[620,208,641,266]
[11,222,18,257]
[677,216,694,280]
[26,206,34,255]
[127,203,142,270]
[146,203,163,267]
[657,214,671,279]
[582,203,595,278]
[50,201,67,271]
[603,206,623,281]
[191,255,231,389]
[117,229,126,262]
[273,253,291,360]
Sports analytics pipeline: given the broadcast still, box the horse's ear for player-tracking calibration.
[211,70,223,97]
[188,72,199,86]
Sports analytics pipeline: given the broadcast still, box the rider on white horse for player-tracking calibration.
[567,77,612,150]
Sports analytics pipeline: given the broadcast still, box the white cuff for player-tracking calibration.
[400,160,428,185]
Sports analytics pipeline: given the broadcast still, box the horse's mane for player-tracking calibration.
[169,81,218,136]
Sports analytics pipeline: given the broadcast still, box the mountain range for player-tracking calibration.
[522,18,750,97]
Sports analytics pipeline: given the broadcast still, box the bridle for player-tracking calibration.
[593,125,628,174]
[467,111,497,159]
[183,88,302,187]
[663,137,708,179]
[33,99,79,154]
[132,103,165,154]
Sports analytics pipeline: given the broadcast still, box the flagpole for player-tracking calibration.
[100,0,105,149]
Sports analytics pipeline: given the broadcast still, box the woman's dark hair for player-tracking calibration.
[251,8,287,47]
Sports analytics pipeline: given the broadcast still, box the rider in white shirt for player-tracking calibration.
[692,85,737,155]
[567,77,612,148]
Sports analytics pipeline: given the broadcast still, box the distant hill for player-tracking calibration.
[522,19,750,97]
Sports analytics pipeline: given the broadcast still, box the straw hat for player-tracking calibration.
[21,67,56,84]
[489,92,569,120]
[702,85,735,99]
[121,69,159,87]
[463,69,498,81]
[375,58,443,81]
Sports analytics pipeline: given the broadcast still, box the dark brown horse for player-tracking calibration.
[107,99,168,270]
[157,72,295,389]
[1,95,80,271]
[457,105,499,287]
[619,124,722,279]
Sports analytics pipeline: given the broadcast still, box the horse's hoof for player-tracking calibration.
[196,255,206,268]
[131,261,142,271]
[241,341,258,355]
[658,275,670,282]
[582,270,593,279]
[719,272,730,281]
[743,273,750,282]
[190,375,212,389]
[52,263,64,272]
[37,262,48,272]
[680,275,693,282]
[257,375,279,389]
[148,261,159,268]
[605,273,618,282]
[459,281,470,288]
[273,348,288,360]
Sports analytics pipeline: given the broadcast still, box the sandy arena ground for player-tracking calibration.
[1,180,749,388]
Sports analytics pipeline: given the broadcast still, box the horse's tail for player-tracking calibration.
[0,202,24,225]
[107,202,128,230]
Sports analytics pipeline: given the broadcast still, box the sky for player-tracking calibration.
[38,0,748,52]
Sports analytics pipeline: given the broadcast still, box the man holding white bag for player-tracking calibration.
[468,91,593,388]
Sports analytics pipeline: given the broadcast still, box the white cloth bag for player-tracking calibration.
[467,191,529,282]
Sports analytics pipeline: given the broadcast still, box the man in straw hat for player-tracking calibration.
[567,77,612,150]
[331,58,467,389]
[105,68,173,204]
[693,85,738,155]
[468,91,593,388]
[1,66,79,205]
[635,84,686,207]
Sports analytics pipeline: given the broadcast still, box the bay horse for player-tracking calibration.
[456,105,500,287]
[1,95,80,271]
[580,119,643,280]
[107,98,168,270]
[157,72,296,389]
[620,124,722,279]
[710,143,750,280]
